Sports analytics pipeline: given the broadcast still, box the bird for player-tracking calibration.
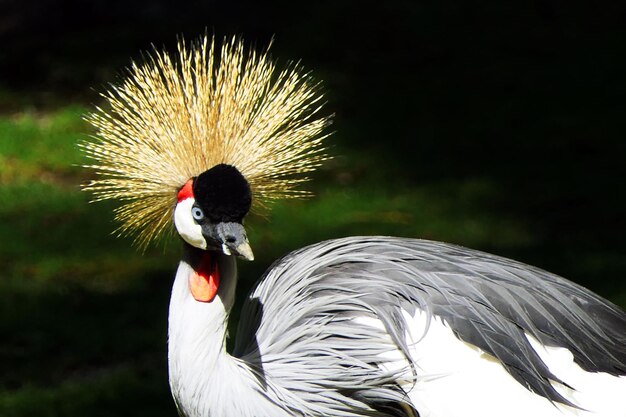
[81,35,626,417]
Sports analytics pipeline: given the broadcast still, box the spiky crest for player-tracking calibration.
[81,35,331,248]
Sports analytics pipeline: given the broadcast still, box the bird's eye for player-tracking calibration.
[192,207,205,221]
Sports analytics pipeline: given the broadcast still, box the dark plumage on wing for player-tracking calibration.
[235,237,626,408]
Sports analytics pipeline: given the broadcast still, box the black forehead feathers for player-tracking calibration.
[192,164,252,223]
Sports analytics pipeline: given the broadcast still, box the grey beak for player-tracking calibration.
[213,222,254,261]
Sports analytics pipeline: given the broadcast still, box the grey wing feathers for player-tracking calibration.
[233,236,626,413]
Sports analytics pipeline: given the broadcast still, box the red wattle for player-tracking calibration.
[189,253,220,302]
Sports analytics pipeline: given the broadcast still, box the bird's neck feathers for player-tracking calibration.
[167,246,238,413]
[167,247,289,417]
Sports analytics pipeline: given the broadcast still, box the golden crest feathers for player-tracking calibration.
[82,36,331,248]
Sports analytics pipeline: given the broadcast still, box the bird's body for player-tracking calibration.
[169,237,626,417]
[82,36,626,417]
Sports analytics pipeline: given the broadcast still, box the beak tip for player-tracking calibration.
[222,241,254,261]
[237,243,255,261]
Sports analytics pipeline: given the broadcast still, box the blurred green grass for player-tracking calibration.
[0,107,178,416]
[0,104,624,417]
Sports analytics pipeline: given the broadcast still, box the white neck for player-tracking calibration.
[167,247,237,416]
[167,247,291,417]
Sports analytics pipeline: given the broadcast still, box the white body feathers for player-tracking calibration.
[359,311,626,417]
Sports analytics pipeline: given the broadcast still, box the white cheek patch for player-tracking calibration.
[174,198,207,249]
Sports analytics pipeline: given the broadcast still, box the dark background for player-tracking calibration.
[1,1,625,415]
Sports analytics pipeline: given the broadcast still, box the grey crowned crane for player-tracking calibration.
[82,36,626,417]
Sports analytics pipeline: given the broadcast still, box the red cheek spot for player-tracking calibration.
[177,179,194,202]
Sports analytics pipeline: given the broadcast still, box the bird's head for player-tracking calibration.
[174,164,254,260]
[81,36,330,253]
